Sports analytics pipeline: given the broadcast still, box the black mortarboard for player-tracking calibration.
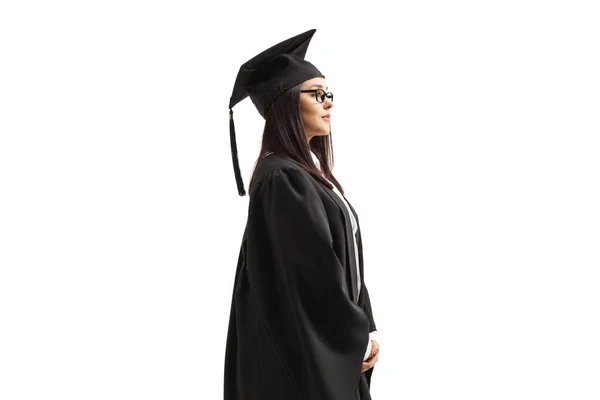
[228,28,325,196]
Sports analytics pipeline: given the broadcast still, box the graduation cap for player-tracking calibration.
[229,28,325,196]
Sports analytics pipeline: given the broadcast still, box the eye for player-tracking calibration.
[315,89,326,102]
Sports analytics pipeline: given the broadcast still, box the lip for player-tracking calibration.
[322,114,331,119]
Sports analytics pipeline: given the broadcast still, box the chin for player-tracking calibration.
[308,124,331,137]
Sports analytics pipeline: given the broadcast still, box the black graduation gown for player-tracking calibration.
[224,154,378,400]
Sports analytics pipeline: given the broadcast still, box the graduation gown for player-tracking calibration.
[224,154,378,400]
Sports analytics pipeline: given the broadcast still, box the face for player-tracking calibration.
[299,77,334,143]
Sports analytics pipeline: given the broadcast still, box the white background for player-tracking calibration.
[1,1,599,399]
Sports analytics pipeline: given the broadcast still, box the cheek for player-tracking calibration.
[302,109,318,125]
[300,104,314,124]
[312,110,323,124]
[300,104,324,128]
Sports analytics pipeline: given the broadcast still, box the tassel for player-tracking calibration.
[229,108,246,196]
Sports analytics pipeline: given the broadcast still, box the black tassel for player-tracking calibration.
[229,108,246,196]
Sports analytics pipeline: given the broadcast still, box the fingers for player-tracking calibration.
[372,352,379,364]
[371,340,380,356]
[361,351,379,372]
[361,342,381,372]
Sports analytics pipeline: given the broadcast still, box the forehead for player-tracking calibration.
[302,78,328,89]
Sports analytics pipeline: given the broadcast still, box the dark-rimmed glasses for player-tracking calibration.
[300,88,334,103]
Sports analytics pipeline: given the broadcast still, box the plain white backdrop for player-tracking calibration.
[1,0,599,399]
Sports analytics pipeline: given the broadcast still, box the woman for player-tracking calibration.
[224,29,381,400]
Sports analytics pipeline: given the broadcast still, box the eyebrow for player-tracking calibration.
[309,84,329,90]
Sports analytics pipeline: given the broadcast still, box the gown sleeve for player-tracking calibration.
[361,282,378,333]
[246,167,371,400]
[359,282,380,386]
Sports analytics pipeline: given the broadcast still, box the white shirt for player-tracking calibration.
[309,151,380,361]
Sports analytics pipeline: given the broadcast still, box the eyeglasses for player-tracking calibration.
[300,88,334,103]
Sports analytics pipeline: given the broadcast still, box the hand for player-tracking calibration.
[361,340,379,373]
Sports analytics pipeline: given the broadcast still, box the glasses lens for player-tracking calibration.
[326,92,333,102]
[315,89,325,103]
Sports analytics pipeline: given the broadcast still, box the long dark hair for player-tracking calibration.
[248,83,345,196]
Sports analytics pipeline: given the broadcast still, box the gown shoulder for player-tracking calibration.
[249,153,309,195]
